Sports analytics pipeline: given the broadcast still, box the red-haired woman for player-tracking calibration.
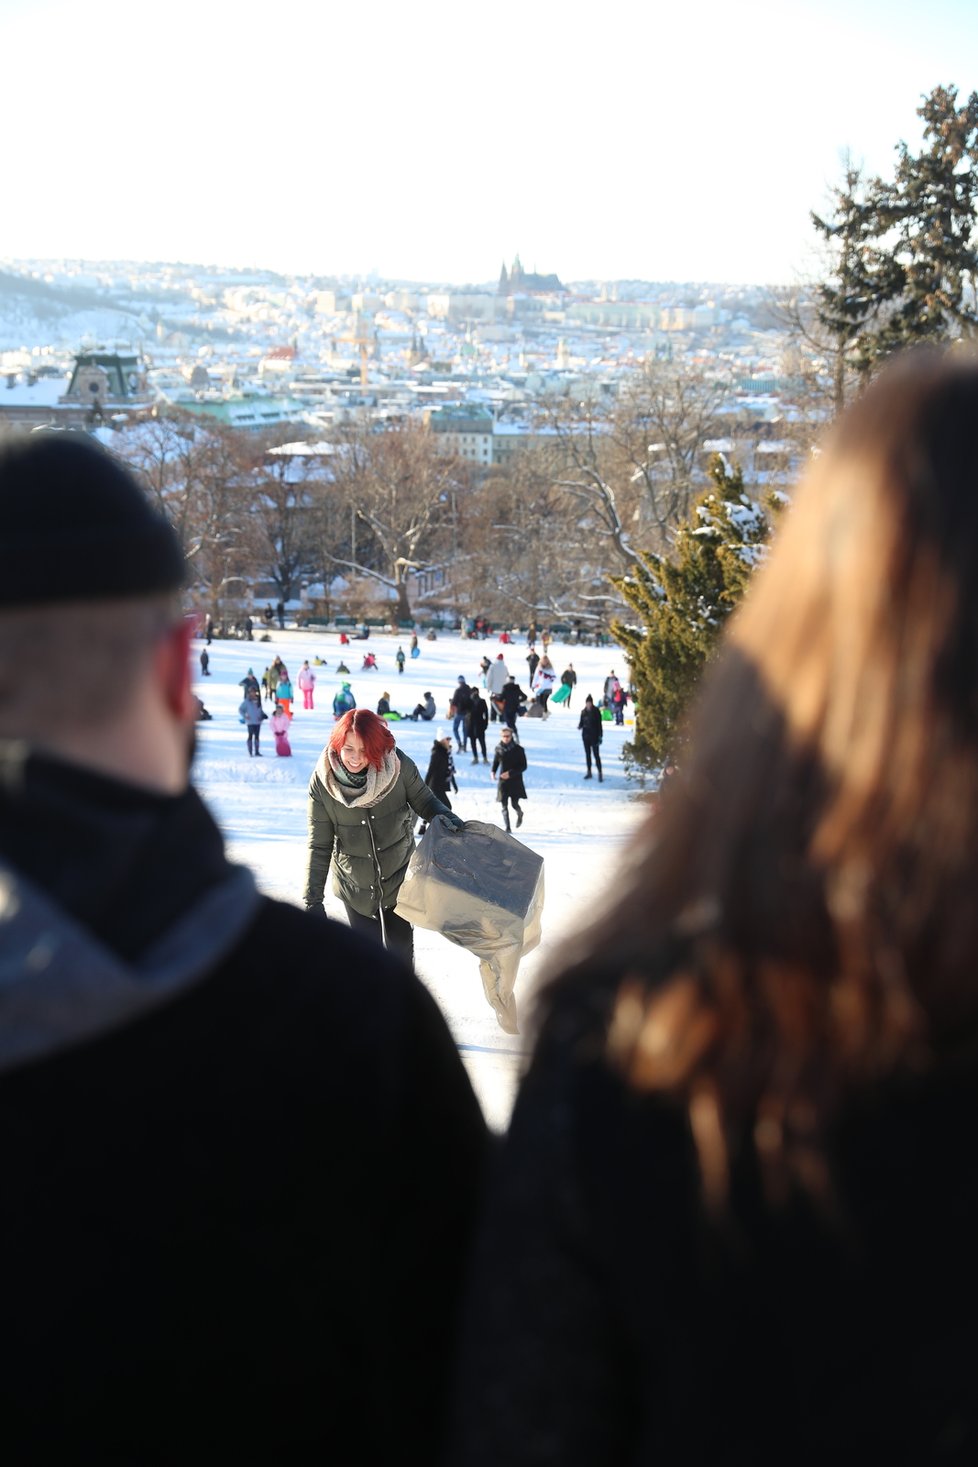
[304,708,463,965]
[451,352,978,1462]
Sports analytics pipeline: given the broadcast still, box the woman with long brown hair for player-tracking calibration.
[451,351,978,1463]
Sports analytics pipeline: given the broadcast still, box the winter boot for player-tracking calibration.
[515,806,524,828]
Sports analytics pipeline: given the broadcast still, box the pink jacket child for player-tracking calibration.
[298,661,316,709]
[271,706,292,757]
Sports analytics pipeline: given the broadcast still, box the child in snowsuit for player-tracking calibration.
[271,704,292,757]
[275,673,294,721]
[491,727,528,833]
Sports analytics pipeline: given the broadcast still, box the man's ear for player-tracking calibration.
[156,616,196,720]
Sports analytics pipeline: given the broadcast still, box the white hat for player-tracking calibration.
[435,726,447,741]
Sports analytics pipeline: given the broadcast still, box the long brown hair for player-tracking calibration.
[554,350,978,1207]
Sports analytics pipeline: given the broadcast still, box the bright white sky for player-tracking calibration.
[4,0,975,285]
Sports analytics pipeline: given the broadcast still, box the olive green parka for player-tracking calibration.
[304,747,450,917]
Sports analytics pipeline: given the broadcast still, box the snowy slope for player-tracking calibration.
[192,628,649,1128]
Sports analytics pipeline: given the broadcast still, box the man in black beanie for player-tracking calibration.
[0,434,487,1463]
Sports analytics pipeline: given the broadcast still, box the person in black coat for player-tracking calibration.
[419,729,459,837]
[423,728,457,802]
[577,693,603,780]
[498,677,528,733]
[490,726,527,832]
[450,677,473,750]
[0,433,489,1467]
[467,689,489,764]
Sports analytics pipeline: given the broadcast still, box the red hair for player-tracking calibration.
[329,708,395,769]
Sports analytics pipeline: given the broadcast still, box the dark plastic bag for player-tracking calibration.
[395,816,544,1034]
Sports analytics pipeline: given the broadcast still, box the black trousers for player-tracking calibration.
[343,902,414,968]
[583,738,602,775]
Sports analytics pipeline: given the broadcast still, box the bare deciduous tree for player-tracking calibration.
[328,420,466,622]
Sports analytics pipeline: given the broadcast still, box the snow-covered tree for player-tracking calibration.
[611,455,773,773]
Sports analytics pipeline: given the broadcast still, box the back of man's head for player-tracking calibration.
[0,433,189,778]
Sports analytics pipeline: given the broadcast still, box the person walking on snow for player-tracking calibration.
[239,688,267,756]
[305,709,463,967]
[491,726,528,833]
[450,676,473,751]
[298,660,316,710]
[578,694,604,781]
[419,729,459,836]
[560,662,577,707]
[486,654,509,722]
[498,676,527,734]
[395,646,406,676]
[468,688,489,764]
[604,669,621,710]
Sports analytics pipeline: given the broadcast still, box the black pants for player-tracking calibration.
[499,791,523,831]
[343,902,414,968]
[468,727,487,759]
[246,725,262,754]
[583,738,602,776]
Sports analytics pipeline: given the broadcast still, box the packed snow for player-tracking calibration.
[193,626,650,1129]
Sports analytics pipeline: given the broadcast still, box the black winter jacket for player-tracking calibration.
[578,705,603,743]
[425,740,457,800]
[491,739,528,802]
[0,745,488,1466]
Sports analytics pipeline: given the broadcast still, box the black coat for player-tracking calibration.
[425,740,457,799]
[499,682,528,718]
[491,739,527,802]
[468,693,490,736]
[0,748,488,1465]
[451,965,978,1464]
[578,705,603,744]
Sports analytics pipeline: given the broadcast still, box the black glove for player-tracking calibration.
[443,811,465,831]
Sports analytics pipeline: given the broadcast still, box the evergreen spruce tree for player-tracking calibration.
[610,455,772,773]
[814,85,978,377]
[875,85,978,354]
[811,161,887,411]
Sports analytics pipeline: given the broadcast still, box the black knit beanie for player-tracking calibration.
[0,432,185,605]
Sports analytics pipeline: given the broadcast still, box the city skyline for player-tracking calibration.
[5,0,976,288]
